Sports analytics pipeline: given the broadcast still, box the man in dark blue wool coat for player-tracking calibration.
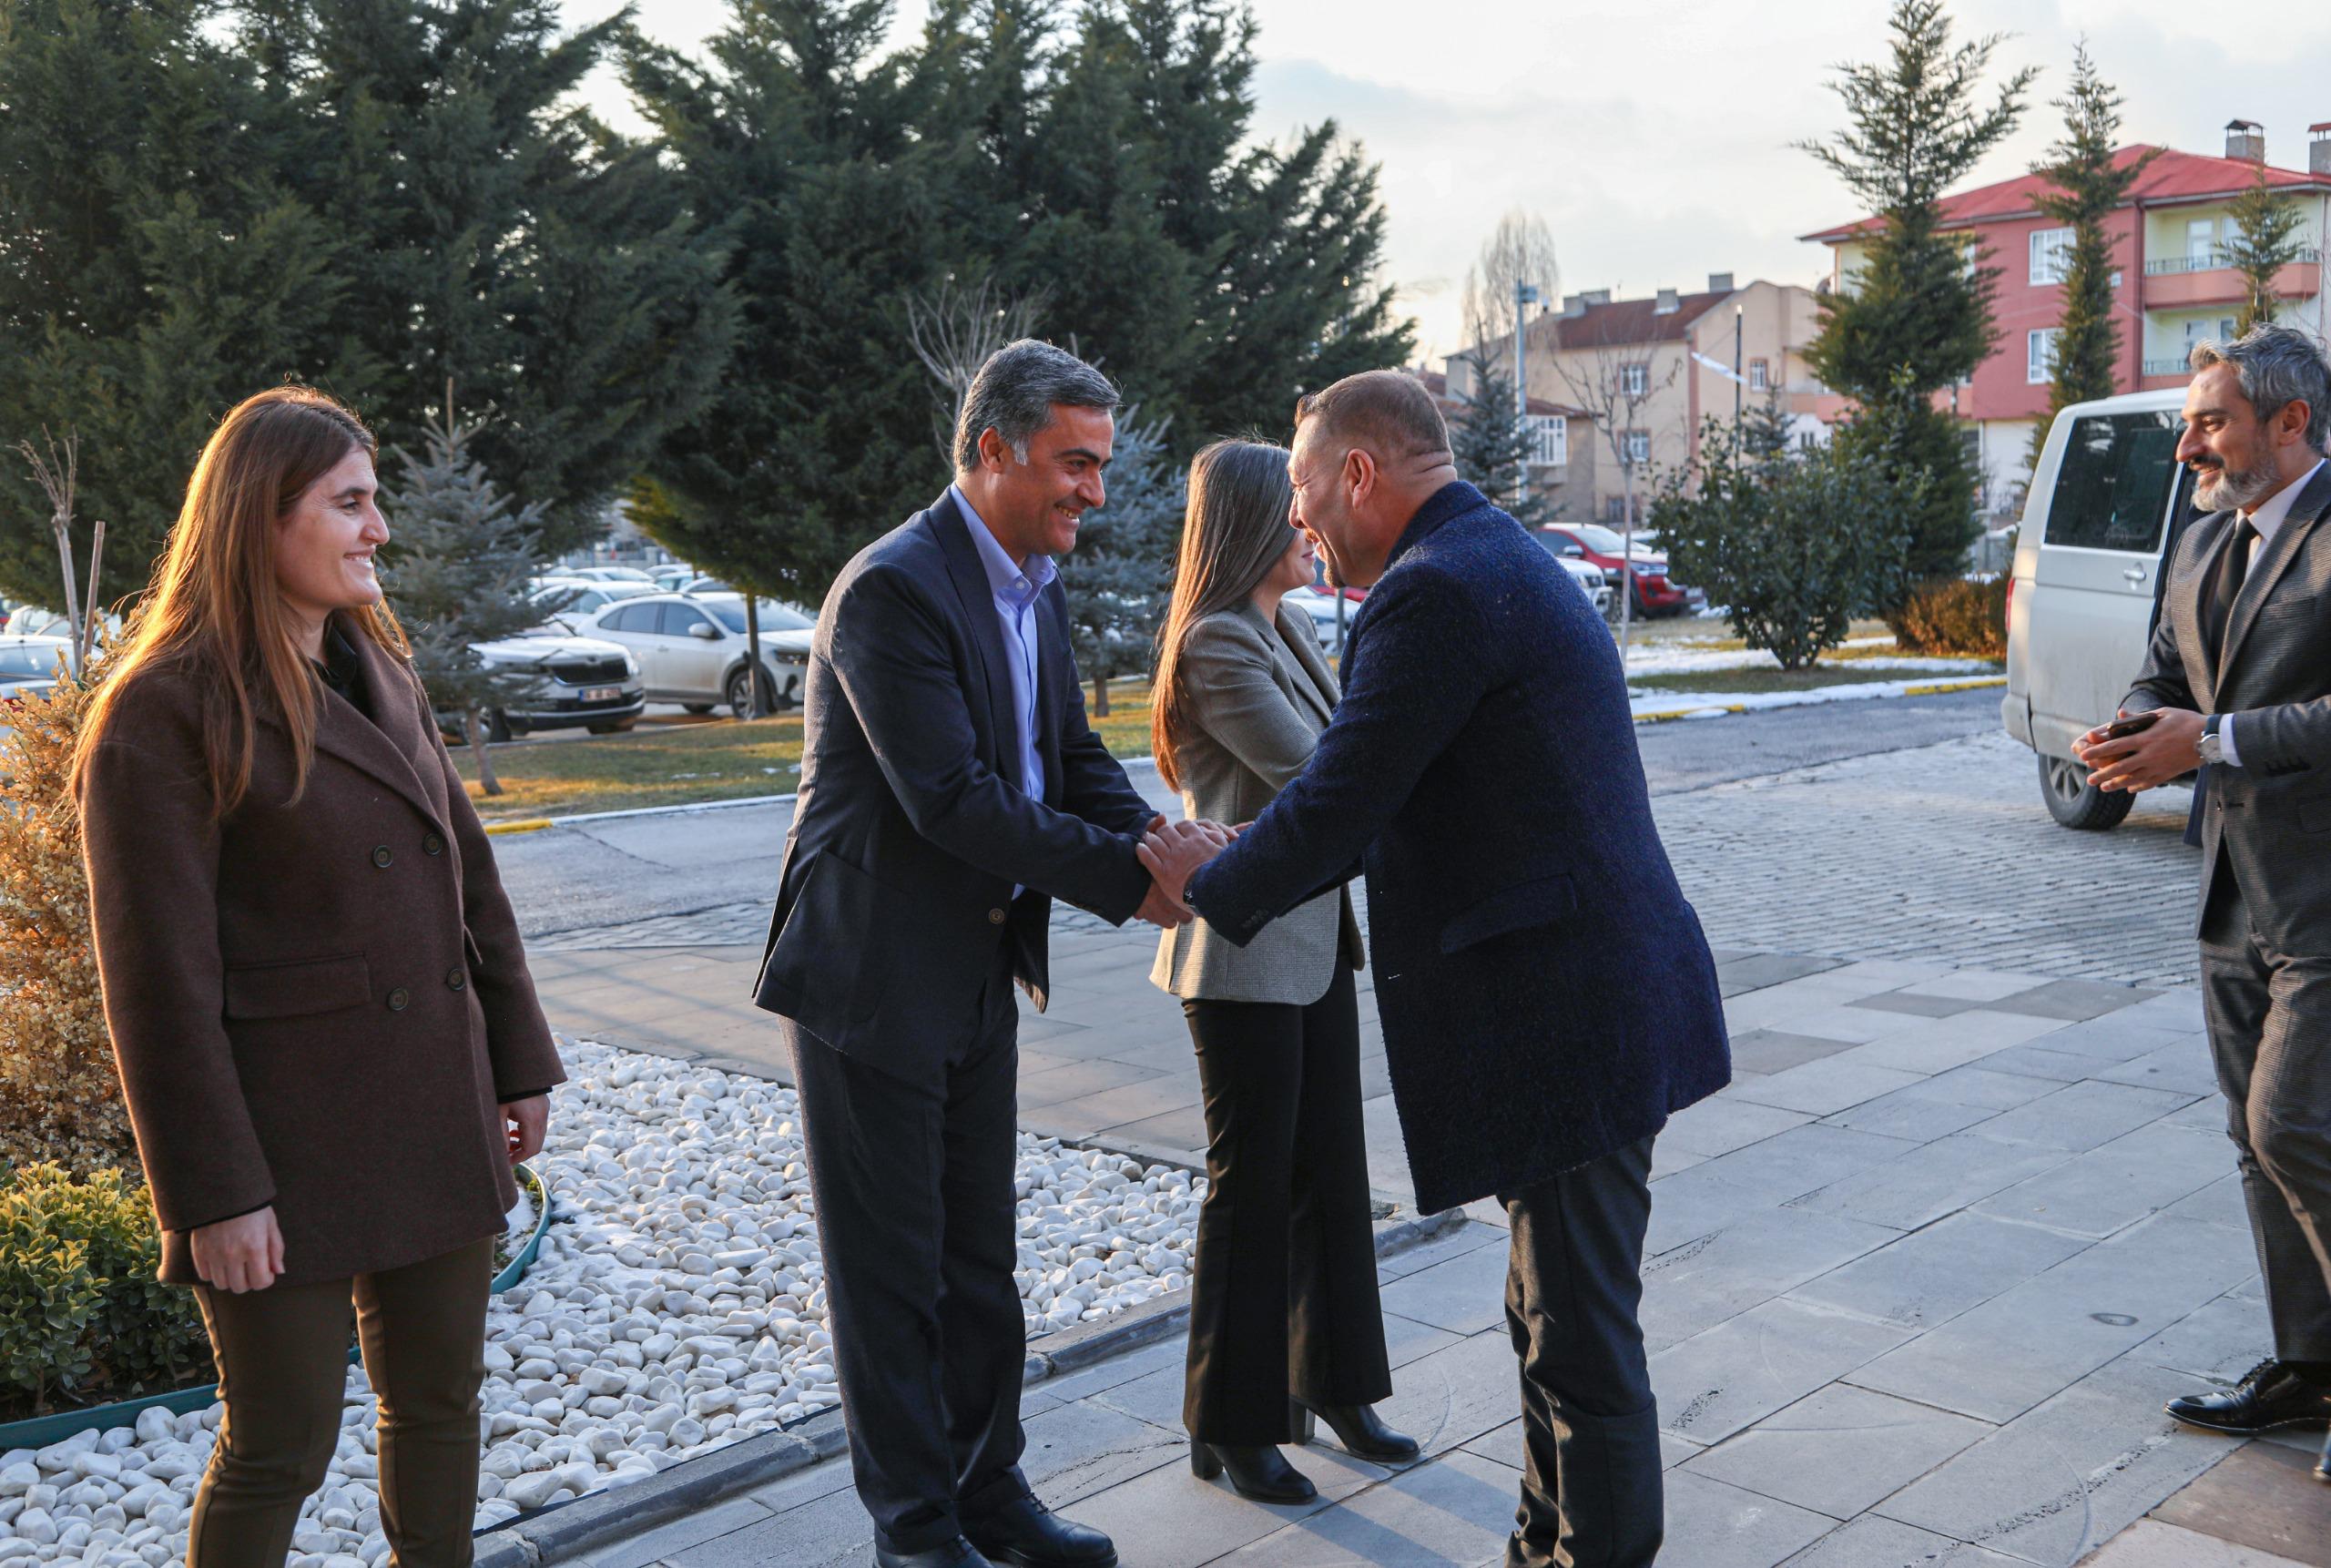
[1139,370,1731,1568]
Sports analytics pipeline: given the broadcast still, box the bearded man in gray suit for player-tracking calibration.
[2077,323,2331,1483]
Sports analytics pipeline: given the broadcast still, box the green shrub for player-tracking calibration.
[1890,575,2008,657]
[1652,404,1916,669]
[0,1164,210,1416]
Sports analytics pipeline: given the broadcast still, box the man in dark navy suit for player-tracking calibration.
[1141,370,1731,1567]
[756,341,1192,1568]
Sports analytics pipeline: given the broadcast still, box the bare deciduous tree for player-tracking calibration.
[906,276,1053,460]
[15,428,106,678]
[1460,210,1562,351]
[1551,324,1682,660]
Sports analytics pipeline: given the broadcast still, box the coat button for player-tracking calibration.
[385,987,410,1012]
[988,908,1007,924]
[446,968,466,993]
[371,845,393,869]
[423,833,445,856]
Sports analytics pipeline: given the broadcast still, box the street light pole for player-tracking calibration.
[1515,280,1541,510]
[1734,303,1744,424]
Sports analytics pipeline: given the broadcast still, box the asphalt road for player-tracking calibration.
[493,687,2009,939]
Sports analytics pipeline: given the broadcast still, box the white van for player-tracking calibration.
[2003,387,2201,830]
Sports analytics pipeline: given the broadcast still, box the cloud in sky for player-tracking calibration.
[580,0,2331,360]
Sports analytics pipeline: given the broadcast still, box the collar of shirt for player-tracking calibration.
[951,484,1057,606]
[2240,457,2326,546]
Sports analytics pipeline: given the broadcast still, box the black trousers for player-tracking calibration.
[2201,870,2331,1362]
[785,951,1029,1554]
[1500,1137,1662,1568]
[1180,965,1390,1443]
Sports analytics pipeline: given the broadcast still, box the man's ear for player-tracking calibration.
[977,427,1011,472]
[1344,446,1376,502]
[2280,400,2316,447]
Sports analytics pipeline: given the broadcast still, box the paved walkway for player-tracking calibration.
[512,734,2331,1566]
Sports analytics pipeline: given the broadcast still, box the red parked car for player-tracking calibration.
[1536,524,1705,618]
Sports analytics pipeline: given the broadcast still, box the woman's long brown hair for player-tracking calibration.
[73,386,408,817]
[1150,440,1302,792]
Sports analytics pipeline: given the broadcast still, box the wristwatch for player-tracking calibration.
[2198,715,2224,767]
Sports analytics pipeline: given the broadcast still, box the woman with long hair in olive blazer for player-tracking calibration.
[1151,440,1415,1504]
[72,386,566,1568]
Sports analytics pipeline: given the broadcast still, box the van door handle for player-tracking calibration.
[2122,565,2148,585]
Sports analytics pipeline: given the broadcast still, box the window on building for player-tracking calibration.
[1618,363,1648,396]
[2030,228,2075,286]
[1603,494,1628,524]
[1524,414,1566,467]
[2027,328,2060,385]
[1622,429,1652,466]
[2187,217,2218,263]
[1748,358,1769,392]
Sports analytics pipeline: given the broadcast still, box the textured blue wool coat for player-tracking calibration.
[1185,481,1731,1214]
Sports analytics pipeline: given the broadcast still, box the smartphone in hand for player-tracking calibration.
[2099,711,2162,741]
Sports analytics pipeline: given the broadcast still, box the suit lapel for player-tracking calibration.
[1244,600,1333,725]
[928,493,1017,773]
[310,626,449,830]
[1275,603,1340,722]
[1036,585,1067,804]
[2219,463,2331,689]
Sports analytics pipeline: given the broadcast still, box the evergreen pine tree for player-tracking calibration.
[1056,412,1182,718]
[2028,46,2156,471]
[378,401,565,797]
[1799,0,2031,594]
[260,0,738,559]
[1449,352,1550,527]
[2224,165,2306,334]
[0,0,352,606]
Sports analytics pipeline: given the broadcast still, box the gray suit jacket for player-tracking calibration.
[2126,462,2331,953]
[1152,600,1364,1004]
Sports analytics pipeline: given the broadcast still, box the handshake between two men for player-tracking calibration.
[1130,815,1241,928]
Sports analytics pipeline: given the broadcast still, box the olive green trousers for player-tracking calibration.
[188,1235,494,1568]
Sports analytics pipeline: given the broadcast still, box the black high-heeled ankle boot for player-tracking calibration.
[1189,1440,1318,1503]
[1289,1397,1421,1461]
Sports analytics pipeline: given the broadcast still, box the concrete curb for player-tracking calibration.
[472,1204,1469,1567]
[1632,674,2005,725]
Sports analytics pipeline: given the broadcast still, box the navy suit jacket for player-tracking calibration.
[753,491,1156,1084]
[1186,482,1731,1212]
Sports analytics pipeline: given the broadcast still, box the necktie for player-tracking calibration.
[2206,518,2259,663]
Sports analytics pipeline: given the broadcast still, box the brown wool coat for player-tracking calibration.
[77,624,565,1288]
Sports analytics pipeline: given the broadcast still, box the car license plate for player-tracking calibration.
[582,686,622,703]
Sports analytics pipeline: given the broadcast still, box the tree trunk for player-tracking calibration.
[49,510,82,680]
[1091,675,1110,718]
[464,710,504,797]
[744,595,771,718]
[1617,470,1637,664]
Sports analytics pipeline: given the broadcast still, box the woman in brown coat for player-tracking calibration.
[73,386,566,1568]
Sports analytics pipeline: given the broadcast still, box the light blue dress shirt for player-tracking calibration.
[951,485,1053,820]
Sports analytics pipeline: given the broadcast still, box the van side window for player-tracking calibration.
[2044,412,2178,552]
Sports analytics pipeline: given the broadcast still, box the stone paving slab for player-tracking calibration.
[2144,1440,2331,1566]
[513,729,2306,1567]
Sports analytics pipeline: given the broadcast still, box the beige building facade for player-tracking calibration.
[1446,273,1834,523]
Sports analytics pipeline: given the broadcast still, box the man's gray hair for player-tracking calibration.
[2190,323,2331,453]
[953,339,1120,473]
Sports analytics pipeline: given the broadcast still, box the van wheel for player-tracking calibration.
[2039,753,2135,830]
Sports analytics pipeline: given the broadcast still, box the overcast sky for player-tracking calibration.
[575,0,2331,361]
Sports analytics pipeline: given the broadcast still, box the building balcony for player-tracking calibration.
[2142,250,2321,309]
[2143,358,2190,377]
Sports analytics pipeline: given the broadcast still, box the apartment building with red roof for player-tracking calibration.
[1801,120,2331,512]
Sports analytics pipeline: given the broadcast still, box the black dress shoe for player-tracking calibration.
[874,1538,996,1568]
[962,1492,1117,1568]
[2164,1359,2331,1434]
[1290,1396,1421,1461]
[1190,1440,1318,1504]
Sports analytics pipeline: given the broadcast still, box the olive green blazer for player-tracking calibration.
[1151,599,1364,1003]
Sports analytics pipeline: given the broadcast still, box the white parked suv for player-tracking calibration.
[2003,387,2201,830]
[583,591,813,716]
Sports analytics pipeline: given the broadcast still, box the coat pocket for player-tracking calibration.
[223,954,372,1020]
[2297,794,2331,834]
[756,850,895,1030]
[1439,872,1577,954]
